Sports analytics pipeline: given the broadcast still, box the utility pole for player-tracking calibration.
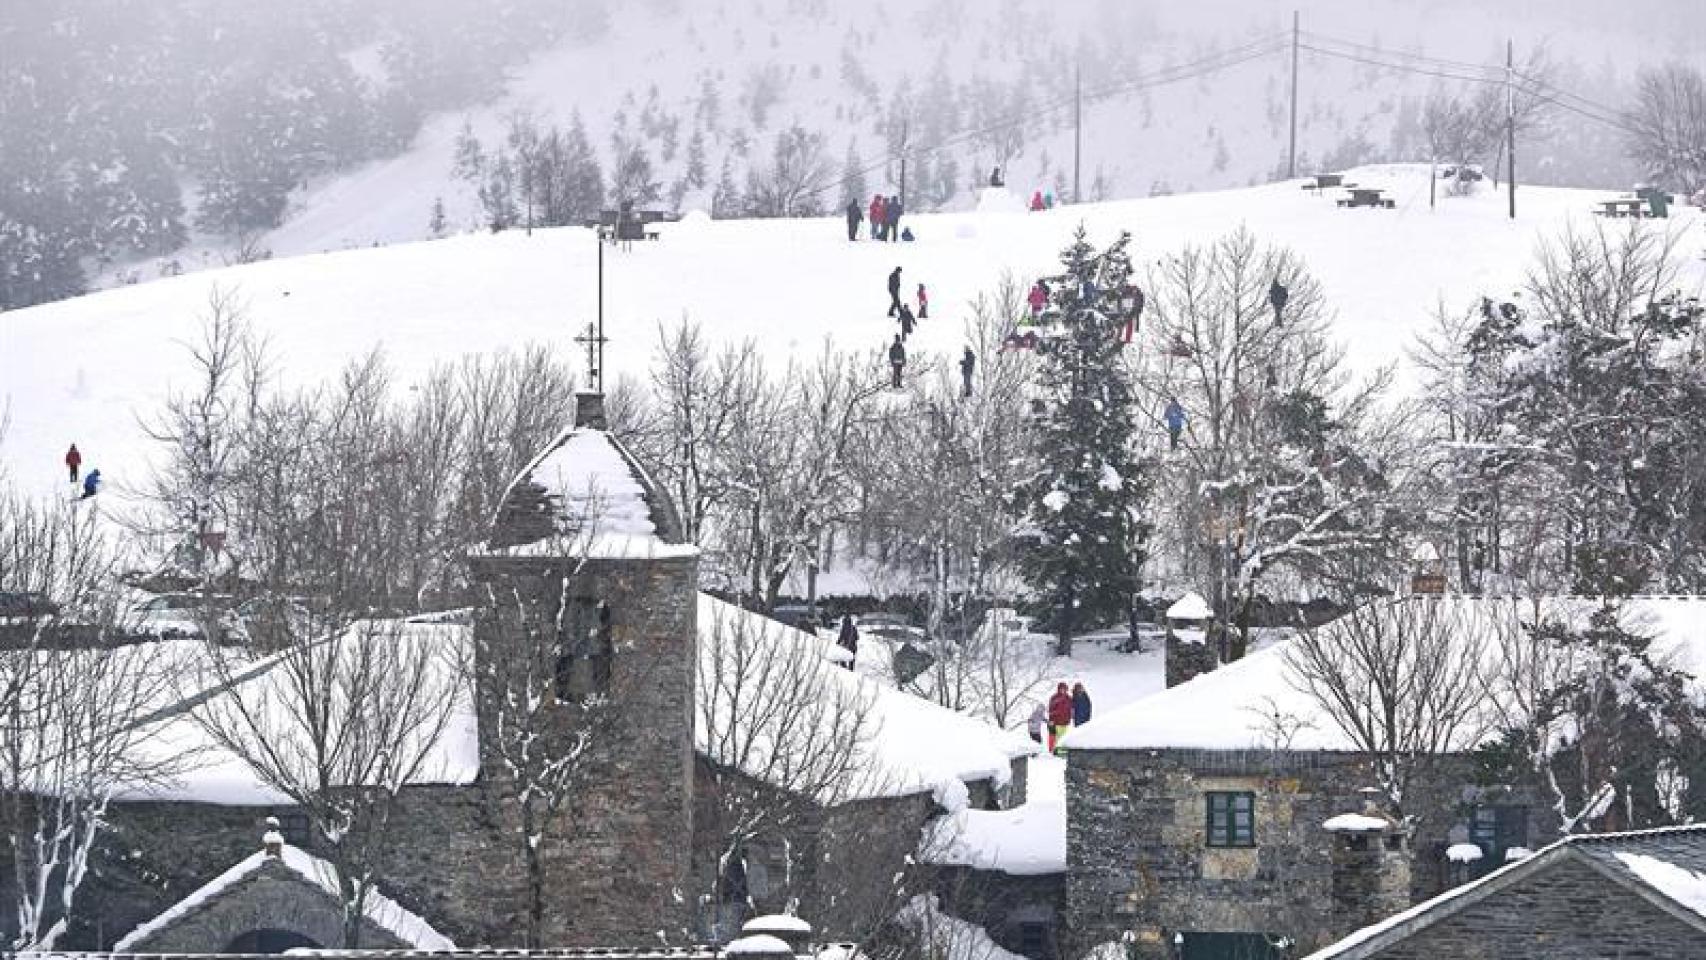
[898,119,909,212]
[1506,38,1517,220]
[1073,64,1082,204]
[1287,10,1300,179]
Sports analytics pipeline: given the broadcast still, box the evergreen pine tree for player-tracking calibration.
[685,127,709,190]
[1015,229,1152,656]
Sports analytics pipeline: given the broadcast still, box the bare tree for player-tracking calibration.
[643,320,762,544]
[1626,64,1706,193]
[1138,229,1405,659]
[0,490,180,948]
[1287,599,1492,816]
[695,599,880,920]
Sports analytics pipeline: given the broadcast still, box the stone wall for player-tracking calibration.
[1064,748,1543,959]
[1164,631,1218,688]
[933,866,1065,960]
[1367,856,1706,959]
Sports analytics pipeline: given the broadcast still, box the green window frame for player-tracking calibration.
[1206,791,1256,848]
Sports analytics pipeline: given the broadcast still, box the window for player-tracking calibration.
[1206,791,1256,847]
[1469,804,1528,872]
[555,599,613,701]
[274,810,311,846]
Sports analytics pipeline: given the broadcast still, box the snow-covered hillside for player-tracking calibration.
[5,166,1701,511]
[141,0,1693,274]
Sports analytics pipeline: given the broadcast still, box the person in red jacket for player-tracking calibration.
[916,283,929,319]
[1028,281,1048,318]
[1030,190,1046,212]
[869,194,887,241]
[1047,682,1074,753]
[64,444,82,483]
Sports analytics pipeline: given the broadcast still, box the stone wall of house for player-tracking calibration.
[119,860,412,953]
[1064,748,1544,959]
[933,866,1065,960]
[1368,856,1706,959]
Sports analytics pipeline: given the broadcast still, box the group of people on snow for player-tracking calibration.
[850,194,908,242]
[1030,682,1092,753]
[65,444,100,499]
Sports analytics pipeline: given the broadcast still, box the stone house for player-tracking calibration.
[1305,824,1706,959]
[1059,595,1706,960]
[17,392,1030,952]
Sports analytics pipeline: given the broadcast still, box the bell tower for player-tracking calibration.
[469,389,699,944]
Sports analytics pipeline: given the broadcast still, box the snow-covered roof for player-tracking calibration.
[113,842,455,951]
[1165,592,1212,621]
[724,935,793,955]
[1066,595,1706,753]
[696,595,1033,806]
[478,396,696,561]
[1306,824,1706,958]
[922,753,1066,876]
[122,622,479,805]
[741,914,814,936]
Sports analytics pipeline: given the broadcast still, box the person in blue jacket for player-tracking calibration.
[80,468,102,499]
[1164,398,1186,451]
[1071,682,1092,725]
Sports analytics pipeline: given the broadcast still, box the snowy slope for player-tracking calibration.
[7,166,1699,509]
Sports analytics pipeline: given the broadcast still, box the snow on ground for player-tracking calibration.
[112,842,455,950]
[924,753,1067,876]
[894,894,1029,960]
[6,167,1700,515]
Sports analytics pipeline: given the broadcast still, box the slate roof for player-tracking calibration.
[1306,824,1706,958]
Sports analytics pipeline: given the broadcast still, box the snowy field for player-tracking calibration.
[5,166,1700,511]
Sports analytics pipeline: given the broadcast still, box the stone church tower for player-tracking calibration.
[468,391,700,944]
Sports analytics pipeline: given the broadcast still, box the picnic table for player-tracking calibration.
[1337,186,1395,209]
[1301,173,1352,192]
[1595,198,1649,219]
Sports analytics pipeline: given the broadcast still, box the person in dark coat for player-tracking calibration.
[960,347,976,398]
[65,444,82,483]
[837,614,858,669]
[1269,278,1290,324]
[887,266,904,317]
[1071,682,1092,725]
[990,166,1005,188]
[845,199,863,241]
[870,194,887,241]
[1047,682,1074,753]
[80,468,101,500]
[885,195,903,242]
[888,335,907,389]
[898,303,916,340]
[1164,397,1186,451]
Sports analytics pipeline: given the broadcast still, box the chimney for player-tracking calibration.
[1324,789,1411,937]
[1163,591,1219,688]
[573,391,608,430]
[262,816,284,857]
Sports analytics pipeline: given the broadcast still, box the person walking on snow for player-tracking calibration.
[990,166,1005,188]
[1072,682,1093,725]
[888,336,907,389]
[916,283,929,319]
[1047,682,1074,753]
[870,194,887,241]
[1269,278,1290,324]
[885,195,903,243]
[65,444,82,483]
[1027,280,1048,317]
[80,468,102,500]
[1030,190,1045,211]
[1026,702,1046,744]
[887,266,904,317]
[898,303,916,341]
[845,199,863,241]
[1164,397,1187,451]
[960,347,976,399]
[837,614,859,669]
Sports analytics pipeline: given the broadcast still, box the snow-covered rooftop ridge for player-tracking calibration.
[112,843,455,951]
[1165,592,1213,621]
[921,753,1067,877]
[1066,595,1706,754]
[1305,823,1706,958]
[695,595,1032,806]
